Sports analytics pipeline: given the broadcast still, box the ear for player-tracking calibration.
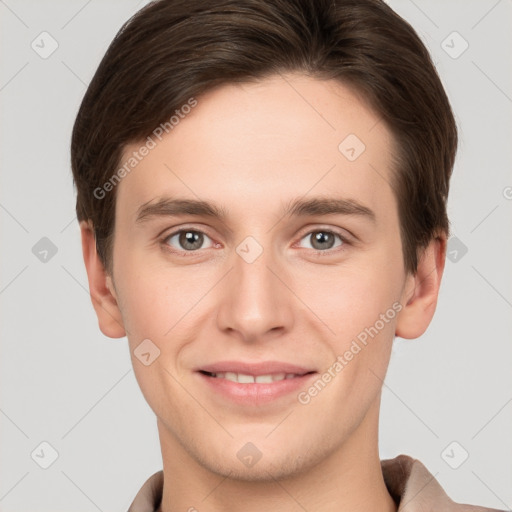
[395,233,447,339]
[79,220,126,339]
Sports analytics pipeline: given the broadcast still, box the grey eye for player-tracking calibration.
[165,230,213,251]
[299,231,343,251]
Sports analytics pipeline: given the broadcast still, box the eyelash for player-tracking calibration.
[160,227,350,257]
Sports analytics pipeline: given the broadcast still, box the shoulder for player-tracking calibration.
[127,470,164,512]
[381,454,505,511]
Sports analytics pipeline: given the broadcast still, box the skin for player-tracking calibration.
[80,73,446,512]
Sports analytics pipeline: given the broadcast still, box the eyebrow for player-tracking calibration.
[135,196,376,224]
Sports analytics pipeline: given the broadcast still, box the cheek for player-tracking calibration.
[115,260,209,384]
[308,276,399,422]
[117,244,403,352]
[301,262,401,338]
[114,249,188,336]
[115,267,194,417]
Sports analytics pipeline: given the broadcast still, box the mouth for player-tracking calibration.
[199,370,313,383]
[195,362,318,405]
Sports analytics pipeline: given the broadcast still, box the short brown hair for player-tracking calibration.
[71,0,457,276]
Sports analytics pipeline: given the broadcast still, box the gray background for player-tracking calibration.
[1,0,511,510]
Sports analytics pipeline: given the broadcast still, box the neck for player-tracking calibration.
[156,396,397,512]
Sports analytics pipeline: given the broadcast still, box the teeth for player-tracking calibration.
[255,375,272,383]
[238,373,255,384]
[209,372,298,383]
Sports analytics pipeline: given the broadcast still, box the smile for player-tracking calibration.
[196,363,318,405]
[200,371,305,383]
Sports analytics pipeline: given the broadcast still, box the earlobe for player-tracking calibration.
[395,234,447,340]
[79,220,126,339]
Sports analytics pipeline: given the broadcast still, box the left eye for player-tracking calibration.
[297,230,344,252]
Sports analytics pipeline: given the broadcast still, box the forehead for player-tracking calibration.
[116,73,397,224]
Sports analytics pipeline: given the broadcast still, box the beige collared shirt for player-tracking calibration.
[127,454,504,512]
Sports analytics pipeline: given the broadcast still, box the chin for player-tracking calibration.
[203,450,315,483]
[188,432,329,483]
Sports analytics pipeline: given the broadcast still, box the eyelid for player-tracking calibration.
[295,224,353,244]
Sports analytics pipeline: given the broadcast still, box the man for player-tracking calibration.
[71,0,503,510]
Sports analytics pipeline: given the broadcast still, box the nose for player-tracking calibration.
[215,239,294,344]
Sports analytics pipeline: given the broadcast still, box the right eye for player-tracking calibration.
[162,228,215,254]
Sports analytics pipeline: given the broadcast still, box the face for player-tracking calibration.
[99,73,416,480]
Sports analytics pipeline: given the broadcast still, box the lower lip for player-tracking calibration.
[197,372,317,405]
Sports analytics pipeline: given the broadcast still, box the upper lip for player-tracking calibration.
[197,361,316,376]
